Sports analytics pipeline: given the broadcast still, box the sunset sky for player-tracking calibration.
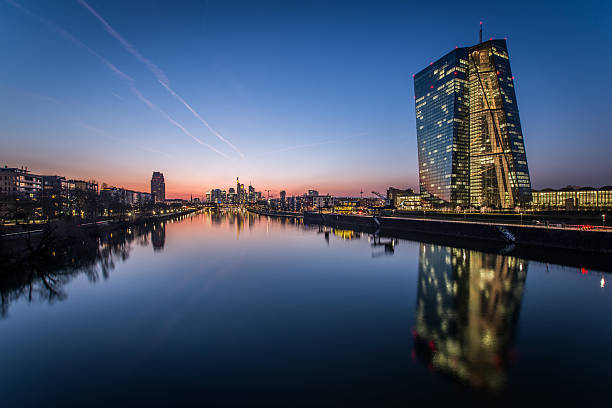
[1,0,611,198]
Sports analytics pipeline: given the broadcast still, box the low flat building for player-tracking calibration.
[531,186,612,210]
[387,187,415,204]
[312,195,334,208]
[395,193,422,211]
[71,179,98,194]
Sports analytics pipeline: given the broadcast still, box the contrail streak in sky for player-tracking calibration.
[129,84,229,159]
[5,0,227,158]
[77,0,244,158]
[4,0,132,82]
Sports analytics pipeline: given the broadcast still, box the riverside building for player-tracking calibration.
[531,186,612,211]
[414,34,532,210]
[0,166,43,197]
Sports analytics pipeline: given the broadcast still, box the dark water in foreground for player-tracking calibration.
[1,210,610,406]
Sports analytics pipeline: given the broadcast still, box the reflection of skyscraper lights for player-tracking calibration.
[601,276,606,288]
[414,244,527,390]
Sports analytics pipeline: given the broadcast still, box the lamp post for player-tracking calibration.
[603,214,606,228]
[520,212,523,225]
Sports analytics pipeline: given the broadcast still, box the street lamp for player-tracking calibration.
[520,212,523,225]
[603,214,606,228]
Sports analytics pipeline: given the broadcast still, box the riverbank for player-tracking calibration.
[0,208,199,267]
[247,208,302,219]
[304,212,612,266]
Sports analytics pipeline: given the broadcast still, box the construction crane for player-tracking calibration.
[372,191,392,209]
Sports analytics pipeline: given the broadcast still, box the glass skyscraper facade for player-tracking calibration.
[414,48,470,207]
[414,39,531,209]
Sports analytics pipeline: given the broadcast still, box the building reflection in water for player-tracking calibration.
[414,244,527,390]
[333,229,361,240]
[151,222,166,252]
[370,235,396,258]
[0,215,188,318]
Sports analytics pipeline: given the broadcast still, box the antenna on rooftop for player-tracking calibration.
[479,21,483,43]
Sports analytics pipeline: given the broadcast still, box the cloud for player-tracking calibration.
[77,0,244,158]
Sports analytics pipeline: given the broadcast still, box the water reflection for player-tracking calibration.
[1,210,610,405]
[414,243,527,390]
[151,222,166,252]
[371,236,397,258]
[0,216,178,318]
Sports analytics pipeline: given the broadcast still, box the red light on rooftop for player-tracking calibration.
[430,62,433,65]
[496,71,500,75]
[412,74,415,78]
[430,85,434,89]
[581,267,588,275]
[512,76,515,80]
[454,71,457,75]
[489,37,493,41]
[504,37,508,40]
[480,21,482,25]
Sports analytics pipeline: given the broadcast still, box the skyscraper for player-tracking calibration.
[414,48,470,208]
[468,40,532,208]
[151,171,165,203]
[414,38,532,209]
[236,177,245,203]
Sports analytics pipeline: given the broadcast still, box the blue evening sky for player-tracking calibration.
[1,0,610,198]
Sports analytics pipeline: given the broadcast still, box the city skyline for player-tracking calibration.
[2,1,611,198]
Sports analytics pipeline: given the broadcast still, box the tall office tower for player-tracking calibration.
[248,185,255,203]
[151,172,165,203]
[414,48,470,208]
[236,177,245,203]
[414,38,531,209]
[468,40,531,208]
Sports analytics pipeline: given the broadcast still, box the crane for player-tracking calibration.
[372,191,392,209]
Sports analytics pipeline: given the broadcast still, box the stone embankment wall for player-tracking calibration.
[304,212,612,254]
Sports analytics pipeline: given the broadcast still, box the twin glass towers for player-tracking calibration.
[414,38,531,209]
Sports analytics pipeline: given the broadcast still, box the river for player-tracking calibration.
[1,209,610,406]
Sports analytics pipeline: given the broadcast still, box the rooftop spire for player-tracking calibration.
[479,21,483,43]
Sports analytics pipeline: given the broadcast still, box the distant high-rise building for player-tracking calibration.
[236,177,245,203]
[307,189,319,197]
[248,185,255,203]
[280,190,286,202]
[151,172,165,203]
[414,38,531,209]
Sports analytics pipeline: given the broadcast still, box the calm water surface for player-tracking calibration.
[1,210,610,406]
